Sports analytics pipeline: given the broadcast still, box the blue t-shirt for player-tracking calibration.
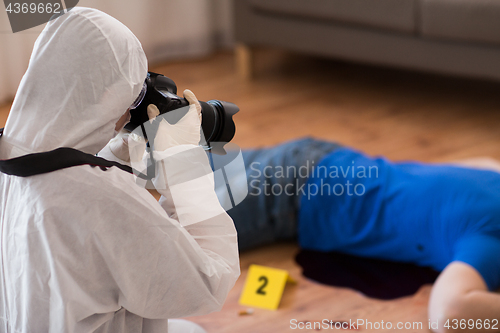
[298,148,500,290]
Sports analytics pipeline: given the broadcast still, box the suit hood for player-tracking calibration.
[0,7,147,158]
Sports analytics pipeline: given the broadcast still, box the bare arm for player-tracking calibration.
[429,261,500,333]
[450,157,500,174]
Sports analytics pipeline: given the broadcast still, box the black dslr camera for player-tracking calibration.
[124,72,239,152]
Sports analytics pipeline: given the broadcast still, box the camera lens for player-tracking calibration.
[200,100,239,145]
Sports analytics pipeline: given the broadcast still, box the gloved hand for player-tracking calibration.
[148,89,202,151]
[148,89,225,226]
[106,129,146,163]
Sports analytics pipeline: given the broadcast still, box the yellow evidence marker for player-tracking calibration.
[239,264,296,310]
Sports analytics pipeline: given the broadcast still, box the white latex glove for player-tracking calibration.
[149,89,202,152]
[148,89,227,226]
[105,129,146,164]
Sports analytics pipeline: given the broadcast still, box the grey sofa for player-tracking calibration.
[234,0,500,81]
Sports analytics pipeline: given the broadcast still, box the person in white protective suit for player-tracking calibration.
[0,7,239,333]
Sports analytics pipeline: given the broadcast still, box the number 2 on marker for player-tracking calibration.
[256,276,268,295]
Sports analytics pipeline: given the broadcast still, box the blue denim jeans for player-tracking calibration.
[227,137,341,251]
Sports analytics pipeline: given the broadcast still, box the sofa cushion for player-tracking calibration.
[420,0,500,45]
[249,0,417,33]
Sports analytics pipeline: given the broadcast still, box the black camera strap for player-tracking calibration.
[0,128,146,178]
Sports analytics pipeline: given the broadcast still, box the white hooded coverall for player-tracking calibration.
[0,7,239,333]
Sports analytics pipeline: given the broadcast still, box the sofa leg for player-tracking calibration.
[235,44,253,80]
